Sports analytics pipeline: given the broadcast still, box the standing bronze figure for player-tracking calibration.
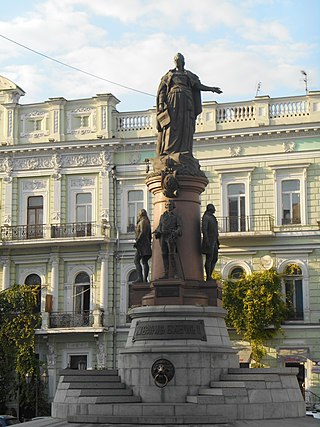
[154,201,182,279]
[156,53,222,156]
[134,209,152,282]
[201,204,219,281]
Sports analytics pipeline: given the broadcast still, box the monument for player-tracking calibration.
[51,54,308,426]
[115,53,305,426]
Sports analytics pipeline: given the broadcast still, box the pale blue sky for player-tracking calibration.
[0,0,319,111]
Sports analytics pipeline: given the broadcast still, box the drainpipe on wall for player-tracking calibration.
[111,165,119,368]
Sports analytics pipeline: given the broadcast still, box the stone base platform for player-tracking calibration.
[16,416,320,427]
[51,366,306,425]
[50,305,307,425]
[16,417,319,427]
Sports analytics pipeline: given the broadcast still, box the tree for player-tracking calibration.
[222,269,288,366]
[0,284,41,414]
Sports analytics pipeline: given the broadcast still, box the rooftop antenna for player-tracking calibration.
[300,70,308,94]
[255,81,262,97]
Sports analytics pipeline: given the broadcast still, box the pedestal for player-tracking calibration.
[145,174,208,282]
[118,305,238,403]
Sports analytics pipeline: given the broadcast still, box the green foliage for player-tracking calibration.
[222,269,288,366]
[0,285,41,409]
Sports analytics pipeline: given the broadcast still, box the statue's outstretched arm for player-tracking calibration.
[197,83,223,94]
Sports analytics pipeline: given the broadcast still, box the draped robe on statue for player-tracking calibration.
[156,69,203,157]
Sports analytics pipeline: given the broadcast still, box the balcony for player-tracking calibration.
[217,215,274,235]
[50,311,93,328]
[112,92,320,139]
[38,309,105,331]
[51,222,93,238]
[0,222,111,242]
[1,224,45,240]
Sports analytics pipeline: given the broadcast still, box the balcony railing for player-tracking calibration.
[217,215,274,233]
[112,93,318,138]
[0,222,111,242]
[51,222,94,238]
[50,311,94,328]
[1,224,45,240]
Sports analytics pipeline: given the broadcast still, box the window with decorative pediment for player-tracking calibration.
[281,180,301,225]
[271,164,308,227]
[67,108,96,135]
[20,112,48,137]
[217,167,254,233]
[227,183,246,232]
[68,176,96,234]
[75,193,92,236]
[27,196,43,238]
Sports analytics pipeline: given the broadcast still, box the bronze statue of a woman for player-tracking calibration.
[156,53,222,157]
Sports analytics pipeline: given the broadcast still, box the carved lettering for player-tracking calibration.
[133,320,206,341]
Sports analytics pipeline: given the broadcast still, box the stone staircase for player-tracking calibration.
[52,369,141,411]
[52,367,306,426]
[186,368,305,419]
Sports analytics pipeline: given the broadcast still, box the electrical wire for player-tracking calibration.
[0,33,156,98]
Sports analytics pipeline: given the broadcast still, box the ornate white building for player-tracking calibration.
[1,75,320,404]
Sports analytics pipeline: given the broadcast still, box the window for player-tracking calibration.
[34,119,42,131]
[227,183,246,231]
[228,266,245,280]
[25,274,41,312]
[27,196,43,238]
[76,193,92,236]
[127,190,143,232]
[217,167,254,233]
[81,116,89,127]
[271,164,308,226]
[74,272,90,316]
[281,180,301,225]
[283,264,303,320]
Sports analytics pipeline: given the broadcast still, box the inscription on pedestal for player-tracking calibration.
[156,286,180,297]
[133,320,206,341]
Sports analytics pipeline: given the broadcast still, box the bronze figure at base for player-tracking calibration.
[154,200,182,280]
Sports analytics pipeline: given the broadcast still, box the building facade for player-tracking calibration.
[1,75,320,403]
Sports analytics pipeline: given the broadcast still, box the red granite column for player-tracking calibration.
[146,174,208,282]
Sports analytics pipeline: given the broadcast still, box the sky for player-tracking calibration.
[0,0,319,112]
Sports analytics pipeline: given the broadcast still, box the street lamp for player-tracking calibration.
[25,370,49,418]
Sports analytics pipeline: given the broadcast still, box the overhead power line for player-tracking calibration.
[0,33,155,98]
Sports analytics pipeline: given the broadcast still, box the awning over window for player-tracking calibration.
[278,347,309,362]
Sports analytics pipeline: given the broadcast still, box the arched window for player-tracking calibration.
[229,266,245,280]
[74,272,90,314]
[283,264,303,320]
[25,274,41,312]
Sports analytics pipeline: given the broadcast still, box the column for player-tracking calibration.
[3,170,13,225]
[99,253,108,311]
[50,256,59,312]
[2,257,10,290]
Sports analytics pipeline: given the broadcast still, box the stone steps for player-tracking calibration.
[52,367,306,424]
[69,382,126,389]
[210,381,246,388]
[67,414,229,425]
[62,374,121,382]
[59,369,118,376]
[53,369,140,407]
[79,388,134,396]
